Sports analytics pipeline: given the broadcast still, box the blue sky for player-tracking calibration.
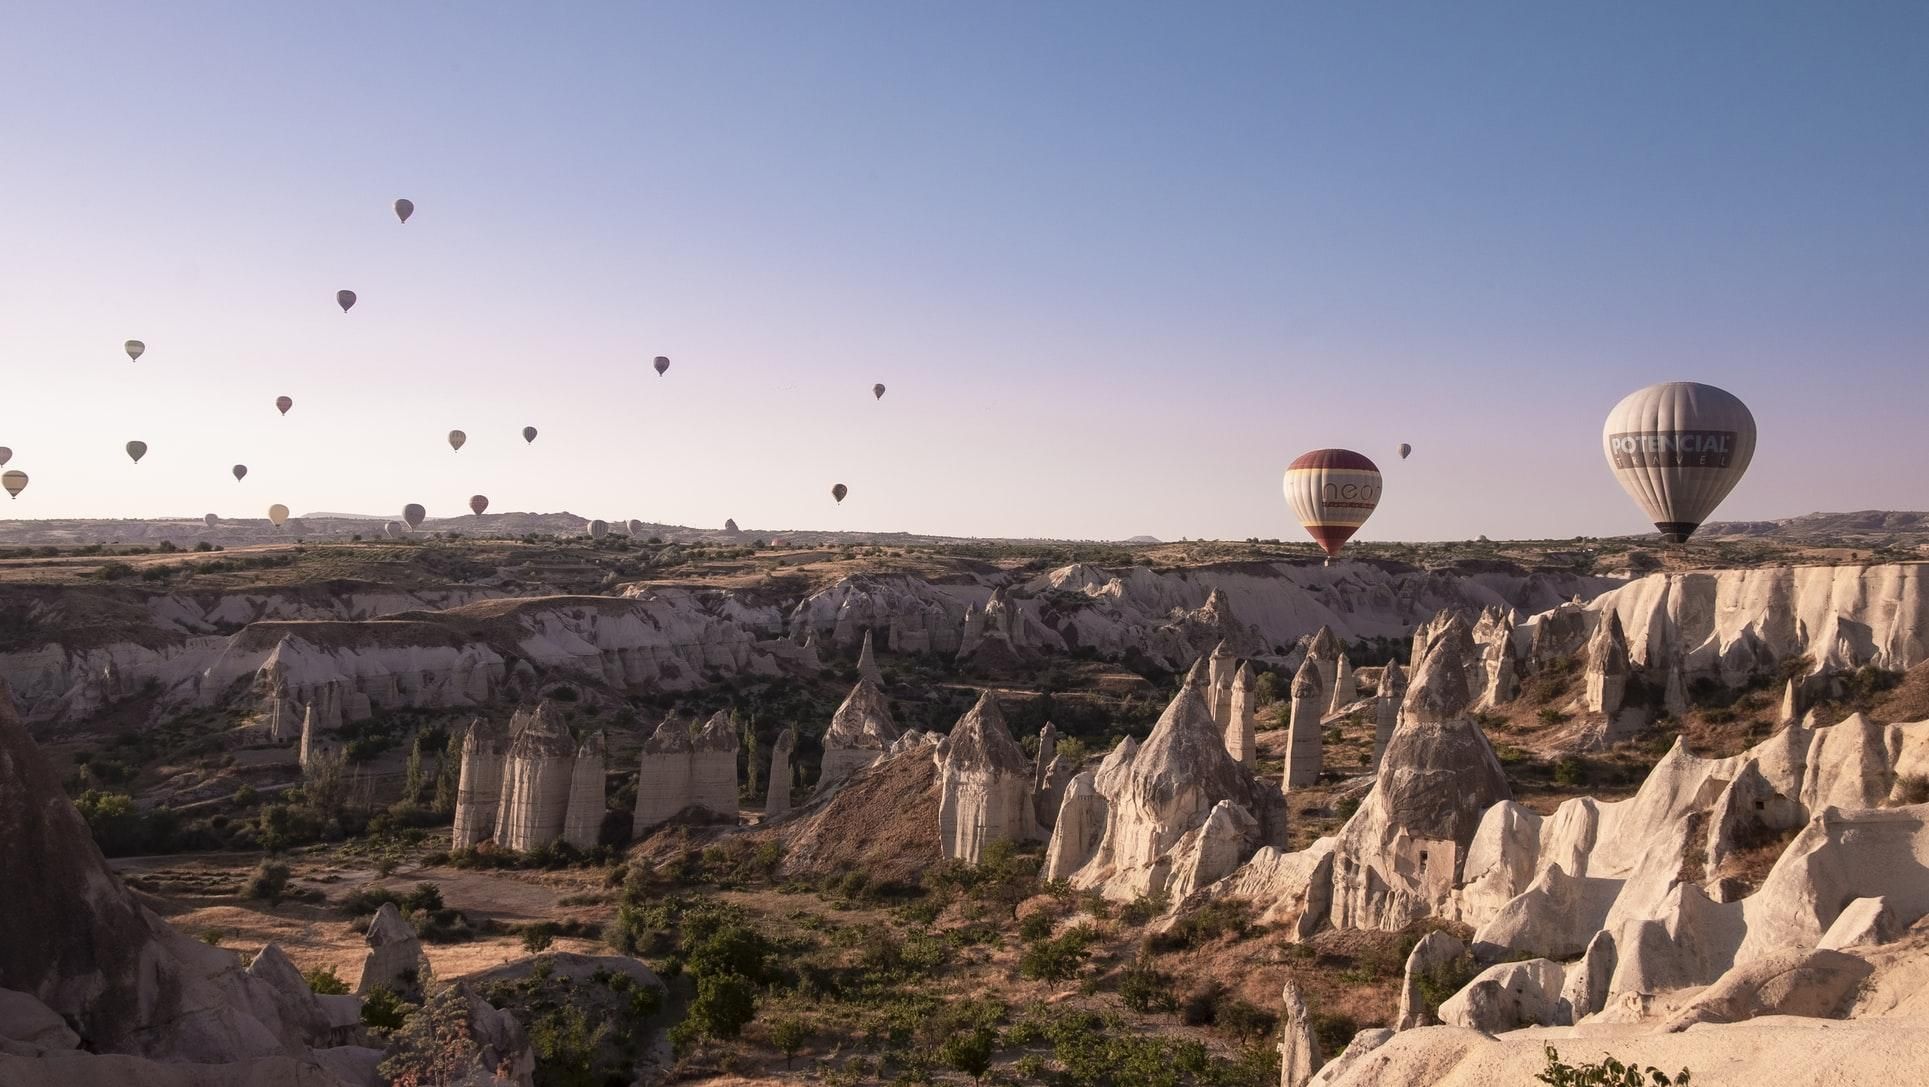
[2,3,1924,540]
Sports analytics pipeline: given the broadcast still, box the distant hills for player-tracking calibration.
[1698,510,1929,546]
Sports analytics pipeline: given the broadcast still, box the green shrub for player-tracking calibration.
[1118,958,1178,1014]
[362,987,410,1031]
[1019,925,1097,982]
[304,966,349,995]
[1536,1044,1690,1085]
[679,972,757,1043]
[937,1025,997,1084]
[242,860,291,904]
[770,1016,810,1068]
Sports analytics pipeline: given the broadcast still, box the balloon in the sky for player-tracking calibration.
[232,464,248,481]
[0,448,10,467]
[124,340,145,362]
[522,426,538,444]
[394,198,414,224]
[1602,381,1757,543]
[653,356,670,376]
[337,290,357,313]
[626,519,644,538]
[588,519,609,539]
[276,396,293,416]
[831,483,848,504]
[1398,443,1412,460]
[384,520,405,539]
[402,503,426,529]
[126,441,148,464]
[2,471,26,499]
[1283,448,1382,558]
[448,430,466,452]
[267,503,289,526]
[204,513,218,527]
[469,494,489,515]
[873,384,886,400]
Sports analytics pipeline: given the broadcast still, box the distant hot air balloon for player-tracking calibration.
[832,483,848,504]
[0,448,10,467]
[2,471,26,499]
[125,441,147,464]
[588,519,609,539]
[448,430,466,452]
[337,290,357,313]
[653,356,670,376]
[1397,443,1412,460]
[469,495,489,516]
[394,198,414,224]
[1603,381,1757,543]
[626,519,645,537]
[522,426,538,444]
[384,520,405,538]
[402,503,426,529]
[204,513,218,528]
[267,503,289,526]
[276,396,293,416]
[1283,448,1382,558]
[873,384,886,400]
[125,340,145,362]
[232,464,248,481]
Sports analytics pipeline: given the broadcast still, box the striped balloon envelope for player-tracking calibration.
[1284,448,1382,558]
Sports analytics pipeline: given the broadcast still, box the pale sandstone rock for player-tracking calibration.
[1209,641,1238,729]
[0,989,80,1052]
[1582,612,1631,716]
[937,692,1041,861]
[451,718,506,850]
[1278,978,1321,1087]
[689,711,741,820]
[492,703,576,852]
[856,628,882,683]
[354,903,427,997]
[1162,800,1262,902]
[1043,763,1113,881]
[820,677,900,789]
[1395,931,1468,1031]
[1329,652,1357,715]
[1228,662,1258,768]
[561,731,606,850]
[1817,896,1906,951]
[1285,656,1324,789]
[1557,929,1616,1023]
[1372,660,1405,769]
[1305,1027,1392,1087]
[632,714,695,834]
[1659,947,1872,1032]
[1437,958,1564,1033]
[766,728,796,816]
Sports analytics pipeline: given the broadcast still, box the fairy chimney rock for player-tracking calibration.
[1285,655,1325,788]
[633,714,695,834]
[857,629,883,684]
[1227,662,1258,768]
[452,718,507,850]
[1583,613,1632,716]
[493,702,576,853]
[1373,660,1406,770]
[766,728,797,816]
[820,677,901,789]
[689,711,741,821]
[561,731,606,850]
[937,692,1041,862]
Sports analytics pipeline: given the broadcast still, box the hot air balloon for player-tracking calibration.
[337,290,357,313]
[267,504,289,526]
[1397,443,1412,460]
[589,519,609,539]
[873,384,886,400]
[204,513,218,527]
[394,198,414,224]
[0,448,11,467]
[2,471,26,499]
[626,519,645,538]
[1283,448,1382,559]
[653,356,670,376]
[125,340,145,362]
[831,483,848,504]
[232,464,248,481]
[448,430,466,452]
[275,396,293,416]
[402,503,426,529]
[384,520,405,539]
[522,426,537,444]
[125,441,147,464]
[1603,381,1757,543]
[469,495,489,516]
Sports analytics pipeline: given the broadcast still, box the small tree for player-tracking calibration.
[403,733,425,804]
[521,923,556,955]
[938,1025,997,1084]
[304,965,349,995]
[243,860,292,905]
[769,1016,809,1068]
[432,731,461,815]
[683,972,757,1041]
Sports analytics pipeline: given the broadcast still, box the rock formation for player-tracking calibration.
[1279,978,1321,1087]
[1042,739,1135,881]
[856,628,882,683]
[451,717,507,849]
[1372,660,1405,769]
[1227,662,1257,767]
[690,711,741,819]
[354,902,428,997]
[766,727,796,816]
[1208,641,1239,729]
[937,692,1041,861]
[1395,930,1469,1030]
[633,714,695,834]
[493,703,577,852]
[1582,612,1631,716]
[1329,652,1358,714]
[1050,670,1285,901]
[820,676,900,789]
[1285,656,1324,789]
[1306,626,1342,693]
[561,731,606,850]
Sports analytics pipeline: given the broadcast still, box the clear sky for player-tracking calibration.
[2,3,1924,542]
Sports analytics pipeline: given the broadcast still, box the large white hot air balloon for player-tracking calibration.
[1603,381,1757,543]
[267,504,289,527]
[626,519,645,538]
[384,521,406,539]
[402,503,426,529]
[588,519,609,539]
[1283,448,1382,558]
